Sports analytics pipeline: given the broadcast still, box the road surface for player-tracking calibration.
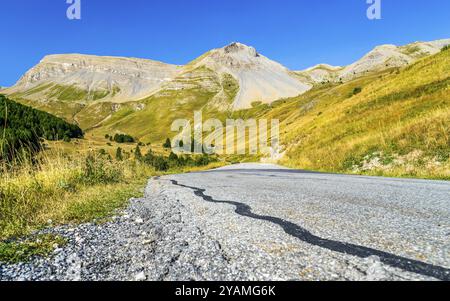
[1,163,449,280]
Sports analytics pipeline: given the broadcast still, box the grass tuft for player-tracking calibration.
[0,234,67,264]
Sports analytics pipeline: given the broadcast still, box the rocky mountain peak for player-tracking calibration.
[223,42,259,57]
[189,42,311,109]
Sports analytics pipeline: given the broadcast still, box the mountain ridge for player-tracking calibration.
[295,38,450,84]
[5,38,449,110]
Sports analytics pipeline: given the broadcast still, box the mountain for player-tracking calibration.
[186,42,311,109]
[2,39,449,178]
[5,39,449,112]
[3,39,449,148]
[295,39,450,84]
[3,43,310,111]
[4,54,181,103]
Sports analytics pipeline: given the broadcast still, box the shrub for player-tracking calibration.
[152,156,169,171]
[113,134,135,144]
[163,138,171,149]
[115,147,123,161]
[134,145,142,161]
[442,45,450,52]
[195,154,213,166]
[82,155,122,185]
[143,151,168,171]
[352,87,362,95]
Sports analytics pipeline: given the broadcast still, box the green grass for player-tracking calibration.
[8,83,123,128]
[49,84,122,102]
[221,73,240,101]
[74,102,116,129]
[48,84,89,101]
[0,234,67,264]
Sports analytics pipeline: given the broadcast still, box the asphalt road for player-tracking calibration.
[2,163,449,281]
[164,163,450,280]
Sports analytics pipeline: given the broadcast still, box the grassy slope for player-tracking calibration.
[6,51,449,179]
[9,66,241,145]
[90,66,239,143]
[253,50,449,179]
[9,83,122,129]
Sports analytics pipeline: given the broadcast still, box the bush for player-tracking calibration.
[134,145,143,161]
[195,154,213,166]
[82,155,123,185]
[352,87,362,95]
[115,147,123,161]
[113,134,135,144]
[163,138,171,149]
[143,151,168,171]
[442,45,450,52]
[142,146,217,171]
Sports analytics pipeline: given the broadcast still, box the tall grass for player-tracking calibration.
[265,50,450,180]
[0,150,153,241]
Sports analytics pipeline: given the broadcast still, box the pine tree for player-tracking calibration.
[134,145,142,161]
[163,138,171,149]
[115,147,123,161]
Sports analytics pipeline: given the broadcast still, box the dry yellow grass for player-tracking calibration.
[0,151,152,241]
[0,135,227,250]
[253,50,450,179]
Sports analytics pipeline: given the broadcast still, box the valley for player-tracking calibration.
[2,39,448,179]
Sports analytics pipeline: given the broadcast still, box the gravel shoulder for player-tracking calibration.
[1,164,449,281]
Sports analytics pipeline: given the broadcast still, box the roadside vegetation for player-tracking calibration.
[0,146,224,263]
[0,96,224,263]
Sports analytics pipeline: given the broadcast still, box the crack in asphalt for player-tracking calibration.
[170,179,450,281]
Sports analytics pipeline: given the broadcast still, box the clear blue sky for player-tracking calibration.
[1,0,449,86]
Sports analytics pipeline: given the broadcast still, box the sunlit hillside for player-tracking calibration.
[252,48,449,179]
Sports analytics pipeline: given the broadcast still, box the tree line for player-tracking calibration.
[105,133,135,144]
[0,95,83,162]
[112,143,217,172]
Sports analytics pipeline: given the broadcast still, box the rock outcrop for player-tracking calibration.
[296,38,450,84]
[4,54,181,102]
